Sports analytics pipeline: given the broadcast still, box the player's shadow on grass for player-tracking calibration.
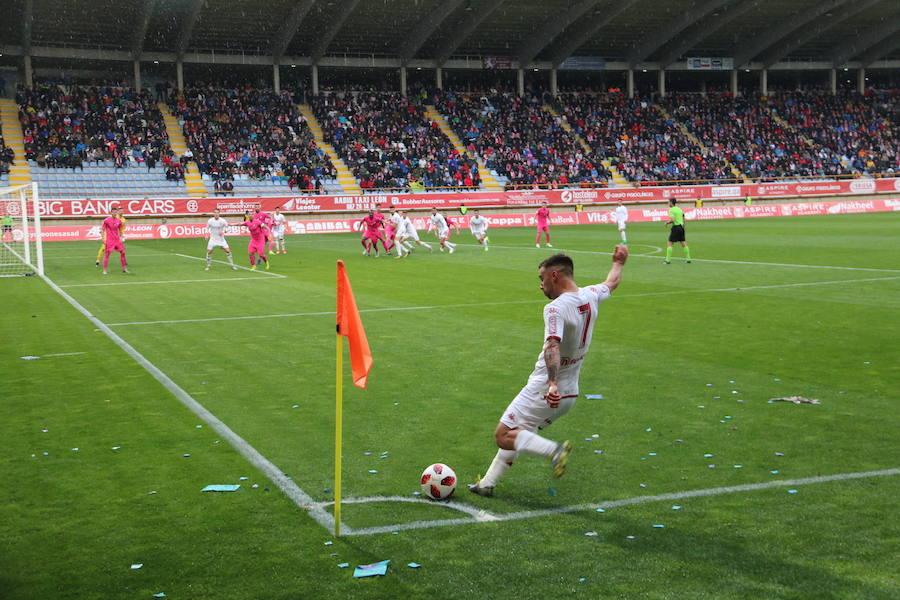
[597,514,894,599]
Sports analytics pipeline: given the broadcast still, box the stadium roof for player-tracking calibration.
[1,0,898,70]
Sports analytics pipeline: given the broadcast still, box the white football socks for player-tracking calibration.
[479,449,517,488]
[206,254,211,267]
[226,253,234,265]
[620,231,627,242]
[514,429,558,458]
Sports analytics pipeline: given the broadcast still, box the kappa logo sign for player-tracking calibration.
[157,225,171,239]
[6,202,21,216]
[186,200,200,212]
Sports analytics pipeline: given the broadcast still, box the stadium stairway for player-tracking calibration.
[543,104,629,188]
[765,105,816,149]
[157,103,208,198]
[655,104,750,183]
[0,98,33,189]
[296,105,362,195]
[424,105,504,192]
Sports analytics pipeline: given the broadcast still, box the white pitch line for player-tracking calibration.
[60,276,282,288]
[477,243,900,273]
[38,272,345,534]
[341,467,900,537]
[174,253,287,278]
[105,275,900,327]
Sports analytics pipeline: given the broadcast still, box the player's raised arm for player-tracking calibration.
[602,244,628,292]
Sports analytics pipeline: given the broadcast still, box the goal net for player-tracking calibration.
[0,183,43,277]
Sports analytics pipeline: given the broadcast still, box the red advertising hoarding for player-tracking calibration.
[16,198,900,243]
[32,178,900,218]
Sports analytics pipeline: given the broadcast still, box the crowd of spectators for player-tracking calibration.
[662,93,845,181]
[558,93,732,185]
[435,91,609,189]
[769,91,898,176]
[170,86,335,193]
[0,134,13,175]
[311,91,479,191]
[16,83,173,173]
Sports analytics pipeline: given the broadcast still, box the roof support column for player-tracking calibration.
[436,67,443,90]
[730,69,738,97]
[273,63,281,94]
[700,79,706,96]
[658,69,666,98]
[400,66,407,97]
[23,55,33,89]
[517,68,525,97]
[626,69,634,99]
[829,68,836,94]
[133,60,142,92]
[550,68,558,97]
[857,68,865,94]
[311,64,319,96]
[760,68,768,96]
[176,60,184,92]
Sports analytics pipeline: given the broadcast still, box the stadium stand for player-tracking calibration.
[435,90,610,190]
[769,91,898,176]
[15,83,186,198]
[311,91,481,192]
[557,93,732,185]
[170,86,341,197]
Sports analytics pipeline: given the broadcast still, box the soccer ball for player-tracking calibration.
[420,463,457,500]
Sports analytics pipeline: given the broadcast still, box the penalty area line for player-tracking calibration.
[341,467,900,537]
[38,272,345,535]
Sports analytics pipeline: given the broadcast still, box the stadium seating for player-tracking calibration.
[557,93,732,185]
[311,91,481,192]
[170,87,342,196]
[435,90,610,189]
[16,83,187,197]
[769,91,898,176]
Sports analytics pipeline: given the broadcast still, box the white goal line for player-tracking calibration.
[104,275,900,327]
[327,467,900,537]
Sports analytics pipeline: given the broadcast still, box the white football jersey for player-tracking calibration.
[614,205,628,223]
[207,217,228,242]
[524,284,611,398]
[429,214,448,233]
[389,213,403,229]
[399,216,416,236]
[469,215,488,233]
[272,213,286,230]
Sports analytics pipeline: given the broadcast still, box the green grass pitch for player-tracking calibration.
[2,213,898,599]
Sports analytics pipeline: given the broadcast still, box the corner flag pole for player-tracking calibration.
[334,328,343,537]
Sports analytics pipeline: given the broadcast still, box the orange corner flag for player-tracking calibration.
[336,260,372,389]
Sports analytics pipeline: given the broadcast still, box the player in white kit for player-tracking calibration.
[394,211,433,258]
[205,209,237,270]
[468,209,490,251]
[613,201,628,244]
[428,208,457,253]
[270,207,287,254]
[469,246,628,497]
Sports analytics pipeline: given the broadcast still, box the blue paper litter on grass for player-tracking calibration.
[202,484,240,492]
[353,560,390,578]
[407,563,421,568]
[788,489,798,494]
[153,594,166,598]
[585,394,604,400]
[337,563,349,568]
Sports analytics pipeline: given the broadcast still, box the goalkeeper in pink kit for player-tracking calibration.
[101,207,128,275]
[238,211,269,269]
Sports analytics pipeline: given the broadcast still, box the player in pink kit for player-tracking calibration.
[101,207,128,275]
[535,202,552,248]
[359,210,387,257]
[238,211,269,270]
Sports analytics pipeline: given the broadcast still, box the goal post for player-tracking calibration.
[0,183,43,277]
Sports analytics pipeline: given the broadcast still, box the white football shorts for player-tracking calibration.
[207,238,229,251]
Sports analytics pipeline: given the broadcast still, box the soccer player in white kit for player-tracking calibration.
[269,207,287,255]
[613,201,628,244]
[205,209,237,270]
[428,208,457,253]
[468,209,490,251]
[469,246,628,497]
[394,211,433,258]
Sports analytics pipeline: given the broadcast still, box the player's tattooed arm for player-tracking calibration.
[544,337,561,384]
